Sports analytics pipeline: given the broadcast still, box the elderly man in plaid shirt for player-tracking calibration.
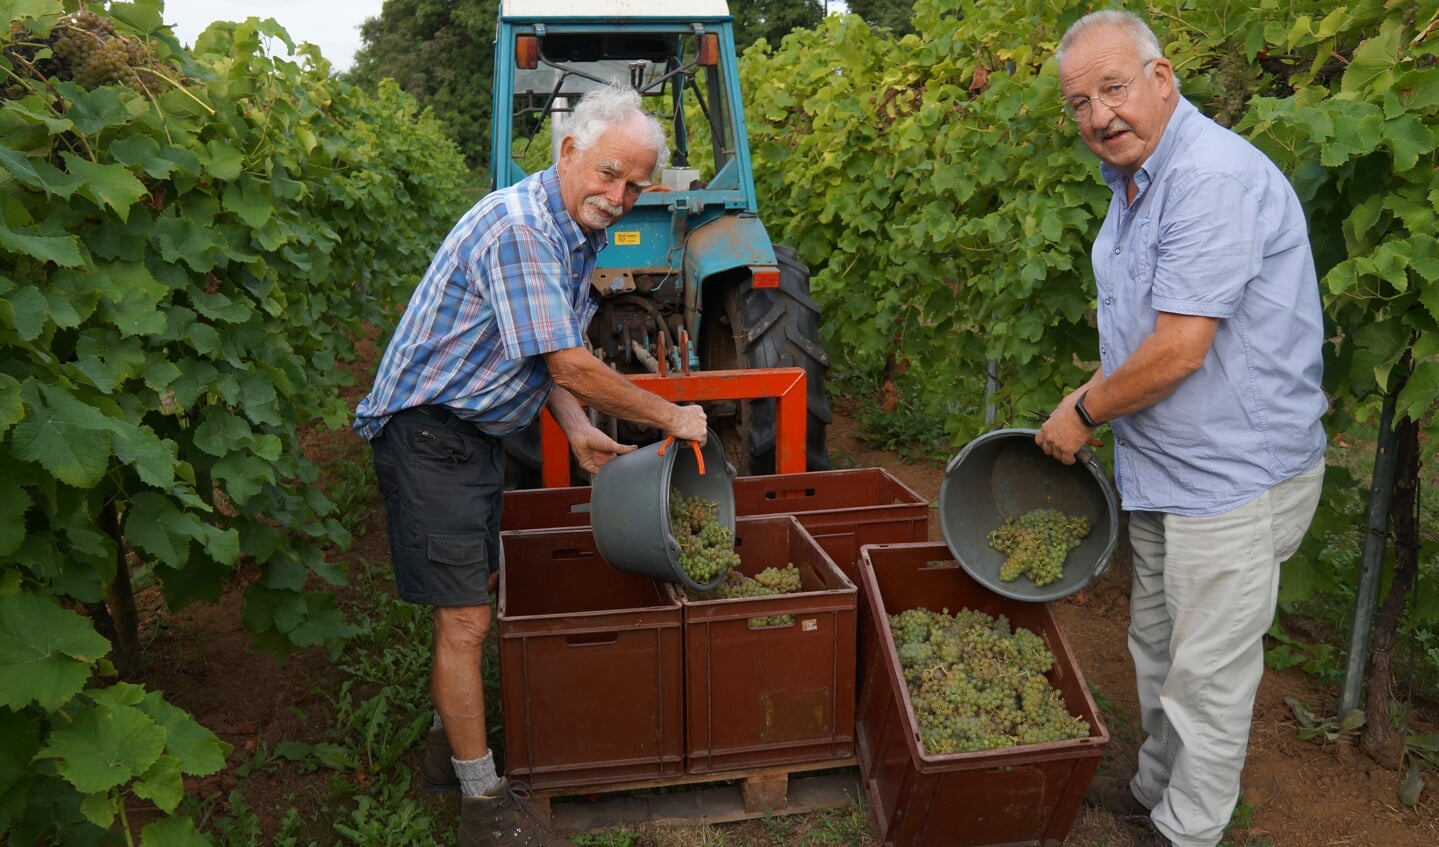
[354,85,706,847]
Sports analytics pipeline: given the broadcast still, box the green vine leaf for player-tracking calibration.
[39,697,166,794]
[0,591,110,711]
[11,382,115,489]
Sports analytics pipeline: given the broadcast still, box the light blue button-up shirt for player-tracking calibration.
[1093,97,1327,516]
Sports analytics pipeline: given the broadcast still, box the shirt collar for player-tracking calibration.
[540,165,609,254]
[1100,97,1197,196]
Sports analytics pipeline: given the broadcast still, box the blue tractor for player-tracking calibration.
[490,0,831,483]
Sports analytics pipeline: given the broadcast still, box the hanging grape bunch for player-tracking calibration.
[888,607,1090,754]
[986,508,1091,587]
[9,7,160,93]
[668,489,740,584]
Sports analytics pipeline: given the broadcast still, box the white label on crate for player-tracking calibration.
[801,618,818,632]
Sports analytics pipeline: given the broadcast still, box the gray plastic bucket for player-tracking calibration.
[589,430,735,592]
[937,428,1119,603]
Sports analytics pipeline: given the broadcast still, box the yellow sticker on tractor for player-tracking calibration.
[614,231,641,246]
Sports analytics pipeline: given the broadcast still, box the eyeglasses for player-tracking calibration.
[1062,59,1156,120]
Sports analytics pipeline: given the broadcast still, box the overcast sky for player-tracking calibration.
[162,0,386,72]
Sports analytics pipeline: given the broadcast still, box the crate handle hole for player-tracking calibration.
[565,632,619,646]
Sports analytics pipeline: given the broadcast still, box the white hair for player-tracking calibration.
[1057,10,1179,91]
[566,85,669,167]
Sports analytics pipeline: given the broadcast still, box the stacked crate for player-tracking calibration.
[496,468,930,787]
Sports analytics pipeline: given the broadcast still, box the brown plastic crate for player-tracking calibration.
[855,542,1109,847]
[502,468,931,580]
[500,486,592,531]
[679,515,857,774]
[497,527,684,790]
[731,469,931,580]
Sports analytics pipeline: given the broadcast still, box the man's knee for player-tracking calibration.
[434,604,493,650]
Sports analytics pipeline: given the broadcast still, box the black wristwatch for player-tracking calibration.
[1074,391,1100,428]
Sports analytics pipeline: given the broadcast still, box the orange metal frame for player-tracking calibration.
[538,367,809,487]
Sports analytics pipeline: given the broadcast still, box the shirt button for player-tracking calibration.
[1113,247,1121,255]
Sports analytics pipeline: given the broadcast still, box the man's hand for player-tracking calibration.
[567,425,637,474]
[1036,389,1096,465]
[669,404,708,444]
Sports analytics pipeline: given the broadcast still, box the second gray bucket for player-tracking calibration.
[589,429,735,592]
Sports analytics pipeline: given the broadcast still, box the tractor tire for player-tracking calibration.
[716,244,832,476]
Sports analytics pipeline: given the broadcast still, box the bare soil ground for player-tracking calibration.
[132,393,1439,846]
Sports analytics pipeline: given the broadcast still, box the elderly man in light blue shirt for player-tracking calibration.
[1037,11,1327,847]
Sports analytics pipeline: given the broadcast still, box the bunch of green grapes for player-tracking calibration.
[986,508,1091,587]
[887,606,1090,754]
[685,564,802,627]
[45,8,154,91]
[669,489,740,583]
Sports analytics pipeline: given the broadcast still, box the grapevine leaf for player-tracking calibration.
[0,591,110,711]
[97,261,169,337]
[131,754,184,812]
[1396,360,1439,426]
[124,491,200,567]
[0,706,43,798]
[1383,113,1439,174]
[198,140,244,181]
[79,790,114,828]
[0,479,30,557]
[109,135,179,179]
[0,222,85,267]
[222,176,274,228]
[136,691,231,777]
[5,284,49,340]
[110,423,179,490]
[191,289,255,324]
[139,815,210,847]
[152,214,222,270]
[0,373,20,433]
[39,699,166,793]
[63,87,133,136]
[1,96,74,133]
[0,146,42,187]
[60,155,148,222]
[194,409,254,457]
[11,382,115,490]
[1341,21,1402,95]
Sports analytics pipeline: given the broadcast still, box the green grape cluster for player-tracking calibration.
[986,508,1091,587]
[668,489,740,583]
[46,9,154,91]
[887,606,1090,754]
[685,563,803,627]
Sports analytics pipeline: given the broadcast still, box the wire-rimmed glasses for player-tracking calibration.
[1062,59,1156,121]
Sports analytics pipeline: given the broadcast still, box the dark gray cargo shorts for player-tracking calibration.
[370,406,504,607]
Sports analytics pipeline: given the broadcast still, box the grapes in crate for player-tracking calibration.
[888,606,1090,754]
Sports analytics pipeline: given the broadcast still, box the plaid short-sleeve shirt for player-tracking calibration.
[353,167,604,441]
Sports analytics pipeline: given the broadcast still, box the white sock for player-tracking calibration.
[452,750,498,797]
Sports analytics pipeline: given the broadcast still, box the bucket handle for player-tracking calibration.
[656,435,706,476]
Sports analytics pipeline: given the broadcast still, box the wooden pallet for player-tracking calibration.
[527,757,862,834]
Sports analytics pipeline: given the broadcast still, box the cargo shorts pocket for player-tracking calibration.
[416,532,492,607]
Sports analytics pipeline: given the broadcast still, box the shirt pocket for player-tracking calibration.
[1125,216,1155,281]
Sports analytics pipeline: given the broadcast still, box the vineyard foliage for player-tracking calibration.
[0,0,469,841]
[742,0,1439,609]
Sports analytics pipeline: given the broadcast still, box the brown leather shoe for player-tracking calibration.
[421,726,460,795]
[1084,774,1150,818]
[459,778,575,847]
